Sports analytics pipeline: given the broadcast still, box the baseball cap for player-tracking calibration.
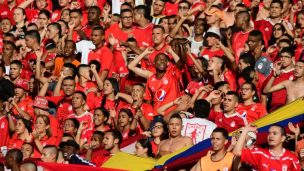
[33,96,49,110]
[204,30,221,39]
[14,78,29,91]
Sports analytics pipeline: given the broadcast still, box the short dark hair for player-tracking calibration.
[89,60,101,73]
[169,113,182,122]
[74,90,87,101]
[70,9,83,16]
[213,81,229,90]
[193,99,211,118]
[63,76,76,83]
[11,60,23,69]
[279,47,294,57]
[134,5,150,20]
[106,129,123,145]
[270,124,286,136]
[39,9,51,19]
[270,0,283,9]
[6,149,23,164]
[153,25,165,33]
[25,30,41,43]
[249,30,264,45]
[226,91,239,102]
[62,63,76,78]
[92,26,105,35]
[120,9,133,16]
[212,127,229,139]
[65,118,80,129]
[94,107,110,122]
[76,64,89,77]
[48,23,62,38]
[89,6,101,15]
[239,52,256,68]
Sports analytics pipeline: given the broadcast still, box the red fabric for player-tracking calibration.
[223,70,237,91]
[147,43,172,67]
[214,112,247,132]
[88,46,114,72]
[0,4,16,24]
[241,147,300,171]
[144,65,181,115]
[122,103,155,121]
[208,109,222,122]
[163,2,178,16]
[12,96,34,119]
[185,81,204,95]
[238,103,267,123]
[47,96,73,126]
[51,10,61,22]
[67,111,94,133]
[200,48,225,60]
[25,8,39,23]
[7,134,25,149]
[0,115,9,147]
[134,23,154,48]
[232,31,250,64]
[254,19,273,48]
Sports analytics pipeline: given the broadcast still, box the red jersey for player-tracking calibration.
[147,43,172,67]
[223,70,237,91]
[214,112,248,133]
[232,30,250,63]
[123,103,155,121]
[25,8,39,23]
[200,48,225,60]
[7,134,24,149]
[0,115,9,147]
[238,72,266,99]
[12,96,34,120]
[68,111,94,133]
[241,147,301,171]
[47,96,73,126]
[105,23,135,43]
[0,4,16,24]
[238,103,267,123]
[144,65,181,114]
[119,74,146,94]
[88,46,114,73]
[76,81,97,93]
[134,23,154,48]
[208,108,223,122]
[32,135,58,158]
[254,19,274,48]
[51,10,61,22]
[163,2,178,16]
[185,81,204,95]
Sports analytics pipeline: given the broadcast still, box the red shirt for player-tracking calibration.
[223,70,237,91]
[0,4,16,24]
[134,23,154,48]
[119,74,146,94]
[232,30,250,63]
[32,135,58,158]
[12,96,34,120]
[214,112,247,133]
[105,23,135,43]
[208,108,223,122]
[238,103,267,123]
[147,43,172,67]
[238,72,266,99]
[47,96,73,126]
[200,48,225,60]
[25,8,39,23]
[0,115,9,147]
[51,10,61,22]
[7,134,24,149]
[241,147,300,171]
[88,46,114,72]
[163,2,178,16]
[123,103,155,121]
[185,81,204,95]
[144,65,181,115]
[76,81,97,93]
[68,111,94,134]
[254,19,274,48]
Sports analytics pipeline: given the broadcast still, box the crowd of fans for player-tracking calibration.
[0,0,304,170]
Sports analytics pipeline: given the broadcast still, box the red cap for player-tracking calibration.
[33,96,49,110]
[14,79,29,91]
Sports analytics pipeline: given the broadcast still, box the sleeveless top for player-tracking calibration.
[200,151,235,171]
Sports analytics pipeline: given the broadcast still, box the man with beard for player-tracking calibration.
[158,114,193,157]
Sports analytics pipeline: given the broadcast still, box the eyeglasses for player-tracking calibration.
[121,16,133,20]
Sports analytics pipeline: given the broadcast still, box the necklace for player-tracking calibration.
[269,148,285,160]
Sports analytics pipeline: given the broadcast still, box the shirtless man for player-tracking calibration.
[264,60,304,104]
[158,114,193,157]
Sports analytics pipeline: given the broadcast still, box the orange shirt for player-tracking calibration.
[53,57,81,77]
[200,151,235,171]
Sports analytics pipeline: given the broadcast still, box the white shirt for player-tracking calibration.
[76,40,95,64]
[182,118,217,144]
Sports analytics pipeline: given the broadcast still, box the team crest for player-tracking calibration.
[184,123,207,144]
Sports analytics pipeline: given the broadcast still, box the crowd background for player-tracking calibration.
[0,0,303,170]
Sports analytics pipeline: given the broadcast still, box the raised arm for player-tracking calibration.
[233,125,257,156]
[128,48,154,79]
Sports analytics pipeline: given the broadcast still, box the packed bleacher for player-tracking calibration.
[0,0,304,170]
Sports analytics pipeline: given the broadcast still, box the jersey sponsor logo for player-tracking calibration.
[1,11,7,15]
[231,121,235,127]
[155,89,166,101]
[163,78,168,85]
[51,13,58,20]
[184,123,207,144]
